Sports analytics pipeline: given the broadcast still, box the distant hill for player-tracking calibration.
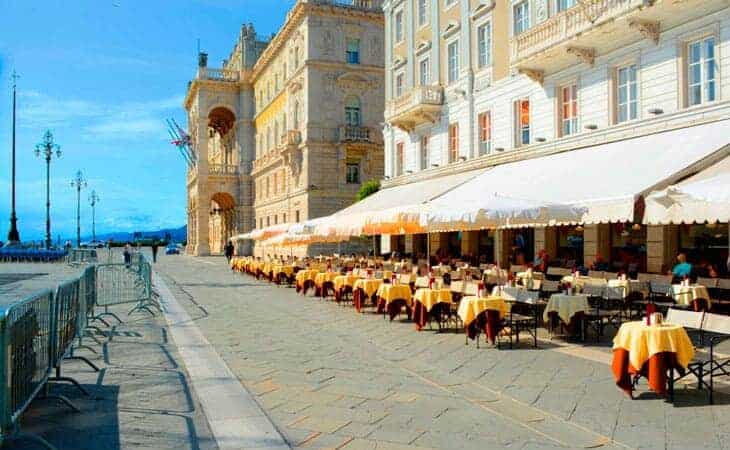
[88,225,187,243]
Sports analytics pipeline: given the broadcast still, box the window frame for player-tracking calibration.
[447,39,459,84]
[686,36,717,107]
[418,0,428,27]
[346,162,361,184]
[515,98,530,147]
[395,72,405,97]
[477,21,492,69]
[448,123,459,163]
[394,9,404,43]
[419,57,430,86]
[395,142,404,176]
[559,82,579,137]
[420,135,429,170]
[478,111,491,156]
[512,1,530,36]
[346,38,361,64]
[615,63,639,124]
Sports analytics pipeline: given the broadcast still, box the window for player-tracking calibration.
[345,96,361,126]
[418,0,427,26]
[266,176,270,197]
[346,163,360,184]
[478,111,491,155]
[273,172,278,194]
[395,72,405,97]
[513,1,529,35]
[477,22,491,69]
[560,84,578,136]
[687,37,716,106]
[617,64,638,123]
[283,213,287,223]
[259,218,263,229]
[274,215,278,225]
[516,99,530,146]
[266,216,270,226]
[445,0,457,7]
[447,40,459,83]
[295,210,300,223]
[448,123,459,163]
[395,10,404,42]
[419,58,430,85]
[396,142,404,176]
[420,135,429,170]
[557,0,576,12]
[346,38,360,64]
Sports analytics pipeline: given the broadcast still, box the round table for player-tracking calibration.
[353,279,384,312]
[412,288,453,331]
[612,321,695,397]
[672,284,711,308]
[376,284,413,320]
[458,296,509,344]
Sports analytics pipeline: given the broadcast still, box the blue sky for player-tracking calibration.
[0,0,295,241]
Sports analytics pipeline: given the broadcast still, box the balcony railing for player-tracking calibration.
[196,67,240,82]
[307,0,382,12]
[209,164,239,176]
[511,0,645,65]
[338,126,372,143]
[386,85,444,131]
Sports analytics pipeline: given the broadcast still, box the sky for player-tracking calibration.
[0,0,295,242]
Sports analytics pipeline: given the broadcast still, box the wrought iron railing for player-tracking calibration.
[338,125,372,142]
[196,67,240,82]
[209,164,239,176]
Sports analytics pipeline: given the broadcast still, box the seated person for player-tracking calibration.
[533,249,549,273]
[672,253,693,279]
[590,253,610,272]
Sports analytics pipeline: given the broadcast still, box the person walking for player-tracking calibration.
[123,243,132,265]
[151,240,159,264]
[225,240,234,263]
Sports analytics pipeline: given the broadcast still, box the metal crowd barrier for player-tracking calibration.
[66,248,98,266]
[0,252,157,448]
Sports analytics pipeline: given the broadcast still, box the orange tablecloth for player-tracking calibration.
[612,321,694,397]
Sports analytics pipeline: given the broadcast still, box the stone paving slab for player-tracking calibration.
[154,253,730,450]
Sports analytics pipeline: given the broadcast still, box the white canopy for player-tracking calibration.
[232,232,253,241]
[427,119,730,229]
[644,155,730,225]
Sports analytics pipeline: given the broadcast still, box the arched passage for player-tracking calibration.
[208,191,237,254]
[208,107,237,166]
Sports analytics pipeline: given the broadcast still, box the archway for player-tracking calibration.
[208,107,237,166]
[208,192,236,255]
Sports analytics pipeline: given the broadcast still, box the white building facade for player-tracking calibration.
[381,0,730,272]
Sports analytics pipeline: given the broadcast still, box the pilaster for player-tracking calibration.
[646,225,679,274]
[534,226,558,260]
[195,116,211,256]
[583,224,611,269]
[461,230,479,258]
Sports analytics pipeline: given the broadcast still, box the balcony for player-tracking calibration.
[196,67,240,83]
[338,126,377,144]
[209,164,239,177]
[510,0,727,80]
[385,86,444,132]
[308,0,382,12]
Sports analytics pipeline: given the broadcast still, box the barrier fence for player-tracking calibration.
[0,254,155,449]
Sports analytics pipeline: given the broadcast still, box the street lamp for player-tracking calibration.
[6,72,20,245]
[70,170,87,248]
[34,130,61,249]
[89,190,100,243]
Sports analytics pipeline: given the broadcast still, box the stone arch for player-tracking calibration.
[208,106,236,136]
[208,192,237,254]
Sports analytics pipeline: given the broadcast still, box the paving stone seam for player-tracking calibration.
[154,272,292,450]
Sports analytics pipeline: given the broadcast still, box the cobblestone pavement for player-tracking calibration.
[0,262,85,304]
[154,254,730,450]
[1,261,218,450]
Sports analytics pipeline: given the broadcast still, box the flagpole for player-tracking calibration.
[7,71,20,244]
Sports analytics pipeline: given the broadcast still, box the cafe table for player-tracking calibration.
[612,321,695,398]
[314,272,338,298]
[543,293,591,335]
[412,288,453,330]
[353,278,383,312]
[295,269,318,293]
[457,295,509,344]
[672,284,711,309]
[333,274,360,302]
[376,283,413,320]
[272,264,295,283]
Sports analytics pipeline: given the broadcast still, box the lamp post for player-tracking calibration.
[89,190,100,243]
[35,131,61,249]
[6,72,20,244]
[70,170,86,248]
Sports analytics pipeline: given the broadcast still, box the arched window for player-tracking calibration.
[345,96,361,126]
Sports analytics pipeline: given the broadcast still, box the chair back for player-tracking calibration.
[604,272,619,280]
[665,308,703,330]
[637,273,652,282]
[701,313,730,335]
[547,267,571,279]
[414,276,429,288]
[541,280,560,294]
[604,286,626,300]
[463,282,479,296]
[649,280,673,296]
[450,280,465,294]
[582,284,605,298]
[510,264,526,274]
[588,270,605,279]
[696,277,718,288]
[716,278,730,290]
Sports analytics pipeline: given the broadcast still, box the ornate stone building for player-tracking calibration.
[184,0,385,256]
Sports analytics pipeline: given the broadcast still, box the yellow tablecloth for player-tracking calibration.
[613,321,695,371]
[413,288,452,312]
[672,284,711,306]
[314,272,338,288]
[334,275,359,291]
[353,279,383,298]
[273,265,294,277]
[261,263,274,276]
[543,294,590,324]
[295,270,318,284]
[376,284,413,306]
[457,296,509,326]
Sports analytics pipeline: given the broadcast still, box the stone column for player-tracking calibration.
[494,229,512,268]
[647,225,679,274]
[429,232,448,257]
[534,226,558,259]
[583,224,611,268]
[404,234,414,254]
[194,117,211,256]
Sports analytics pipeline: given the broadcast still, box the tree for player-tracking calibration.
[357,179,380,201]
